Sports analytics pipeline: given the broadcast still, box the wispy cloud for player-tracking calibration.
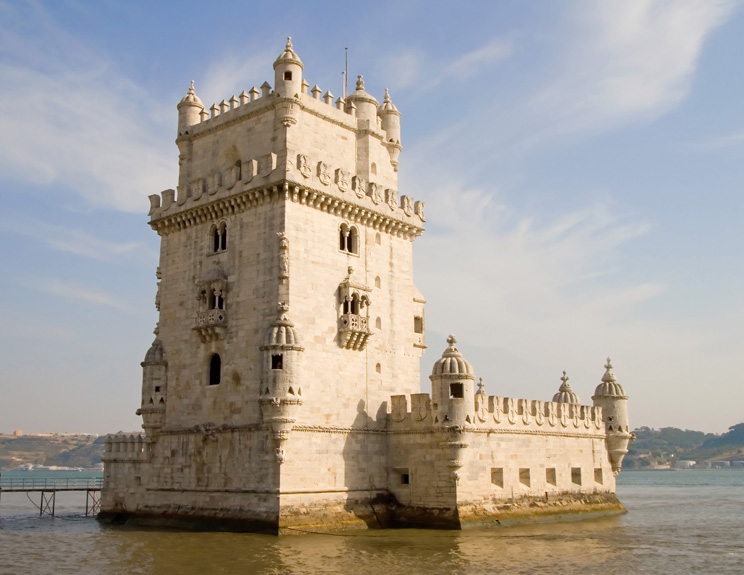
[0,217,151,261]
[0,3,175,213]
[31,278,134,312]
[522,0,740,143]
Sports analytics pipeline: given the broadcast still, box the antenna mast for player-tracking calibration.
[343,47,348,99]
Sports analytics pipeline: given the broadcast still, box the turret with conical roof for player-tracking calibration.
[592,358,631,475]
[430,335,476,426]
[136,331,168,442]
[378,88,402,171]
[347,75,379,122]
[273,36,304,98]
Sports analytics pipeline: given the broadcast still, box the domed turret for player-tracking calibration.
[377,88,402,170]
[552,371,580,404]
[346,75,379,122]
[273,37,304,98]
[177,81,204,136]
[259,304,304,464]
[430,335,476,425]
[592,358,631,475]
[137,334,168,441]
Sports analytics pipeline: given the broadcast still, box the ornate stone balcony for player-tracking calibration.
[194,309,227,342]
[338,313,371,350]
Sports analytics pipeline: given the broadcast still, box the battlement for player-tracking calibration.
[390,393,605,436]
[102,433,148,462]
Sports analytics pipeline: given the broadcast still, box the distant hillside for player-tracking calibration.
[0,434,105,469]
[625,423,744,468]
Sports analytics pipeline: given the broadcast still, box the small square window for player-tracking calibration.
[491,468,504,488]
[271,354,283,370]
[284,71,292,81]
[154,386,161,393]
[449,383,464,398]
[401,473,410,485]
[571,467,582,486]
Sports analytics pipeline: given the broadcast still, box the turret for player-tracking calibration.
[430,335,476,425]
[552,371,580,404]
[273,37,304,98]
[377,88,402,170]
[177,81,204,137]
[136,333,167,441]
[346,75,379,123]
[592,358,631,475]
[259,304,304,463]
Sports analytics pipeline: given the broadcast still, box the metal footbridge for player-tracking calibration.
[0,476,102,516]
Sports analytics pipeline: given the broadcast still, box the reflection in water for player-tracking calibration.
[2,471,744,575]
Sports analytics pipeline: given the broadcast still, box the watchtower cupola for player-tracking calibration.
[177,81,204,137]
[592,358,631,475]
[347,75,379,123]
[430,335,476,426]
[273,37,304,98]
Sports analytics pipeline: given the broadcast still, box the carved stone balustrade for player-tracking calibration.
[194,309,227,342]
[338,313,371,350]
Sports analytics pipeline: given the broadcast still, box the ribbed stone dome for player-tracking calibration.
[263,306,303,348]
[273,37,303,69]
[594,358,626,397]
[179,81,203,107]
[431,335,474,377]
[143,338,166,365]
[552,371,580,404]
[348,75,379,106]
[377,88,398,114]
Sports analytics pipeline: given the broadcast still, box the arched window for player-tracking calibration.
[209,292,225,310]
[211,222,227,253]
[339,223,359,255]
[209,354,221,385]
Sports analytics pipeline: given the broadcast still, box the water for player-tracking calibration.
[1,470,743,574]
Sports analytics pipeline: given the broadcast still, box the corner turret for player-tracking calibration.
[259,304,304,463]
[377,88,402,171]
[430,335,476,425]
[347,75,379,123]
[136,331,167,442]
[592,358,631,475]
[273,37,304,98]
[177,81,204,137]
[552,371,580,404]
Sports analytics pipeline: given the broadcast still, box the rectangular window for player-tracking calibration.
[594,468,603,485]
[519,468,531,488]
[154,386,161,393]
[414,316,424,334]
[491,468,504,488]
[271,354,283,370]
[449,383,464,398]
[546,468,557,486]
[571,467,582,486]
[401,473,410,485]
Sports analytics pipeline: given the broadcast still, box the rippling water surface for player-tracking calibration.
[1,470,743,575]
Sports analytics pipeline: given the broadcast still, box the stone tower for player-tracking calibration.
[101,39,629,532]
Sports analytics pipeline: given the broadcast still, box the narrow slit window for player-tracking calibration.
[209,354,221,386]
[401,473,410,485]
[414,316,424,334]
[571,467,582,486]
[491,468,504,488]
[546,468,557,486]
[519,468,531,488]
[594,468,603,485]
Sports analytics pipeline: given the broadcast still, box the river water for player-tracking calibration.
[1,470,742,574]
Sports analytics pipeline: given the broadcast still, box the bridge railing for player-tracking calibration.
[0,477,103,490]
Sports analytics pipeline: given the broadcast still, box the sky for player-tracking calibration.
[0,0,742,435]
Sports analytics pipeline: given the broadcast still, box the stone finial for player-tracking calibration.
[356,75,365,91]
[447,334,457,346]
[229,95,239,109]
[278,302,289,314]
[286,36,293,50]
[602,358,617,383]
[323,90,334,105]
[239,90,249,105]
[477,378,485,394]
[560,371,569,388]
[312,85,322,99]
[553,371,580,404]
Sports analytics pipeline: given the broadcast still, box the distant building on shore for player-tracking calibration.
[100,38,632,533]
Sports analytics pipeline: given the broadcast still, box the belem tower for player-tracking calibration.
[100,39,632,533]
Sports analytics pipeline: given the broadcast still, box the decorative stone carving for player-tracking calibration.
[411,394,430,421]
[207,171,222,195]
[335,168,350,192]
[190,178,205,201]
[317,161,331,185]
[369,183,383,205]
[297,154,311,178]
[401,195,413,216]
[414,200,426,221]
[353,175,367,199]
[243,159,257,183]
[492,396,503,424]
[260,153,277,178]
[391,395,407,422]
[385,188,398,211]
[278,232,289,279]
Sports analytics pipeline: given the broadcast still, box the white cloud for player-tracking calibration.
[524,0,740,141]
[31,278,134,312]
[0,4,175,213]
[0,217,151,261]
